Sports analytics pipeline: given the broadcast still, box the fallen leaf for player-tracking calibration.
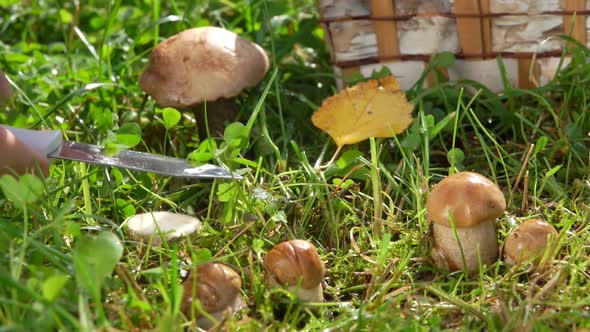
[311,75,414,146]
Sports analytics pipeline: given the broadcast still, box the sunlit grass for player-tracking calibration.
[0,0,589,331]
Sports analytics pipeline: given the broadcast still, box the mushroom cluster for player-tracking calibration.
[126,24,566,330]
[177,239,325,330]
[181,262,246,330]
[263,239,325,302]
[426,171,562,274]
[426,171,507,272]
[139,26,270,137]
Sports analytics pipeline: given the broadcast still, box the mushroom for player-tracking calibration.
[0,69,13,105]
[139,26,270,138]
[426,171,506,272]
[263,239,325,302]
[124,211,202,246]
[182,262,246,330]
[503,218,558,268]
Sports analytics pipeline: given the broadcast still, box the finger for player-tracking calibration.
[0,126,50,177]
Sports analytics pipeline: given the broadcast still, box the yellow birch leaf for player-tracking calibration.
[311,75,414,147]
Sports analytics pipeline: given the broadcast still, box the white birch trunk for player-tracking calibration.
[318,0,371,19]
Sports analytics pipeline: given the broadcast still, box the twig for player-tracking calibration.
[349,227,376,264]
[317,145,343,170]
[511,143,534,196]
[533,270,562,301]
[521,170,529,212]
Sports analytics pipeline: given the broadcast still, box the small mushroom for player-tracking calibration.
[124,211,202,246]
[139,26,270,138]
[263,239,325,302]
[182,262,245,330]
[427,171,506,272]
[0,69,14,105]
[503,218,558,268]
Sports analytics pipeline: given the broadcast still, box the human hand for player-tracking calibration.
[0,69,50,177]
[0,126,50,176]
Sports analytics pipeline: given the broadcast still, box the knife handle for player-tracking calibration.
[0,125,63,156]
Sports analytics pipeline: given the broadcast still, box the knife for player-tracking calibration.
[1,125,242,180]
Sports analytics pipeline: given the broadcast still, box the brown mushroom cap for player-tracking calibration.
[263,239,325,290]
[427,171,506,228]
[139,26,270,108]
[503,218,558,266]
[182,262,242,315]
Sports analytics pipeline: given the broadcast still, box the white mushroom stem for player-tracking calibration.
[267,274,324,303]
[431,219,499,272]
[194,98,239,138]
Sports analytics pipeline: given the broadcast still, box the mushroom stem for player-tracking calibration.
[432,219,498,272]
[267,274,324,303]
[287,285,324,303]
[194,98,240,139]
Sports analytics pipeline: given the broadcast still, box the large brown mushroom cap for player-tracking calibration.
[426,171,506,228]
[503,218,558,267]
[139,26,270,108]
[263,239,325,290]
[182,262,243,315]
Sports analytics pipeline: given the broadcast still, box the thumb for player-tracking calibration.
[0,126,50,177]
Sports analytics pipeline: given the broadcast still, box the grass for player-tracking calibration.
[0,0,589,331]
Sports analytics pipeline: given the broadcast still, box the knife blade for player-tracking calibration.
[1,125,241,180]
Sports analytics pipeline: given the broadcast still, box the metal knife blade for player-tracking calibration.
[1,125,241,180]
[51,141,241,180]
